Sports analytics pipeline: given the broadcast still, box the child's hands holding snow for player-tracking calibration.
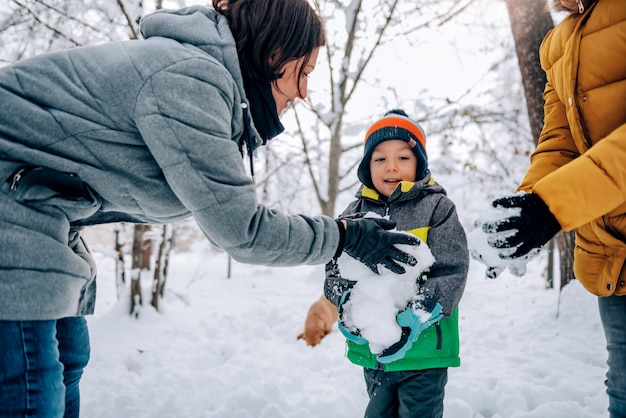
[337,290,368,345]
[376,300,443,364]
[337,218,436,354]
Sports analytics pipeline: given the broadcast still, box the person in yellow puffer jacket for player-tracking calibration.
[477,1,626,416]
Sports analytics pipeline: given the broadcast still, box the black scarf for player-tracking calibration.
[243,76,284,143]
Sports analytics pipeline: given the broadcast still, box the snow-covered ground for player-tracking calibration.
[81,239,609,417]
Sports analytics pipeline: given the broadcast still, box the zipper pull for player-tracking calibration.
[577,0,585,13]
[10,168,27,191]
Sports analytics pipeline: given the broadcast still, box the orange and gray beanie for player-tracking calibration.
[357,109,428,189]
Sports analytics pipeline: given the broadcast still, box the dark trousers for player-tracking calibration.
[363,367,447,418]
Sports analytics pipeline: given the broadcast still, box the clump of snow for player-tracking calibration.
[468,204,535,279]
[337,212,435,353]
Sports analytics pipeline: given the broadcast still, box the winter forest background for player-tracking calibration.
[1,1,609,417]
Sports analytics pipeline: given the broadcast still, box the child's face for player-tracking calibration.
[370,139,417,197]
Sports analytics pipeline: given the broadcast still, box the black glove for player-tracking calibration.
[483,193,561,259]
[335,218,418,274]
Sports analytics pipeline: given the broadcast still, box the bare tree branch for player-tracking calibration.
[116,0,139,39]
[294,107,328,208]
[11,0,82,46]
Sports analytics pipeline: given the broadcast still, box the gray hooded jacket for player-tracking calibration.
[0,6,339,320]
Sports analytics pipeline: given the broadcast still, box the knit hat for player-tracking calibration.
[357,109,428,189]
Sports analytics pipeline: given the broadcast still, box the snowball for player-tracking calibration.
[337,212,435,354]
[468,204,536,279]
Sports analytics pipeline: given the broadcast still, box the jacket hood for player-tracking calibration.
[139,6,264,154]
[140,6,232,59]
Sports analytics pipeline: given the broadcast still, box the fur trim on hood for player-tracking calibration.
[548,0,597,14]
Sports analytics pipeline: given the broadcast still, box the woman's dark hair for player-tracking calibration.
[213,0,325,94]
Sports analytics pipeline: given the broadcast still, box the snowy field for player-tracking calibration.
[81,238,609,418]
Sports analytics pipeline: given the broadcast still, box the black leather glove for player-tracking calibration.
[483,193,561,259]
[335,218,418,274]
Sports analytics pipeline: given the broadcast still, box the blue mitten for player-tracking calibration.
[376,301,443,364]
[337,291,367,345]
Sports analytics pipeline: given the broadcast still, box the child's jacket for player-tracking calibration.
[324,174,469,371]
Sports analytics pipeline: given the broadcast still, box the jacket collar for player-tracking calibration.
[357,175,441,203]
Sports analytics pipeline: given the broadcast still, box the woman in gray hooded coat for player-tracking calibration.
[0,0,418,416]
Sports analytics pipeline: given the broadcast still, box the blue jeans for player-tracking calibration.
[599,295,626,418]
[0,317,90,418]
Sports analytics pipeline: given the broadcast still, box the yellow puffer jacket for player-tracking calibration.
[518,0,626,296]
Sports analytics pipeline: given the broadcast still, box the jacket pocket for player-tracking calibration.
[574,245,614,296]
[6,166,100,222]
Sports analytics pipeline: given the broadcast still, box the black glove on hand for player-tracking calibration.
[483,193,562,259]
[335,218,418,274]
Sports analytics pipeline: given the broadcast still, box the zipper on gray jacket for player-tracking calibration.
[7,167,37,191]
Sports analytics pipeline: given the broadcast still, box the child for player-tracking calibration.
[324,109,469,418]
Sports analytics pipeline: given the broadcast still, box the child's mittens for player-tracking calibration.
[337,290,368,345]
[376,301,443,364]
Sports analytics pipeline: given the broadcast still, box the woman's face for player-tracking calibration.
[271,47,320,115]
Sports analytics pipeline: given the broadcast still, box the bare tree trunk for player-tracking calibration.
[151,225,168,311]
[504,0,553,142]
[505,0,576,287]
[298,0,405,218]
[323,127,343,217]
[159,227,174,298]
[546,239,555,288]
[114,225,126,300]
[130,224,151,317]
[555,230,576,289]
[150,224,175,308]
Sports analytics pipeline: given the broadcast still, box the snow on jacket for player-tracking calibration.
[517,0,626,296]
[325,176,469,371]
[0,6,339,320]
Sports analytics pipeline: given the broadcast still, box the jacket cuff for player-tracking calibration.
[333,219,346,259]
